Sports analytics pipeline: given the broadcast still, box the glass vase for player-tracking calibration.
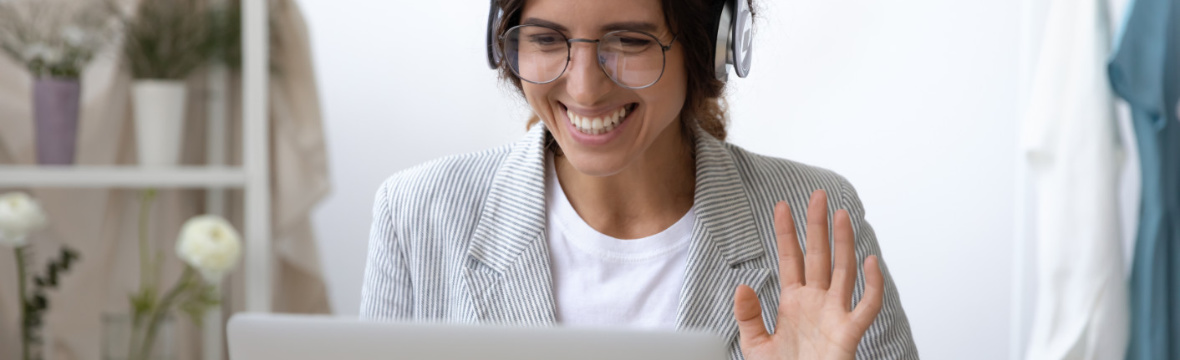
[102,312,176,360]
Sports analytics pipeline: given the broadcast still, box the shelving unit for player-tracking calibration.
[0,1,270,359]
[0,166,248,188]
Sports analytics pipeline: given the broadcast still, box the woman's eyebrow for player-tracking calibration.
[519,17,660,34]
[601,21,658,33]
[520,17,568,32]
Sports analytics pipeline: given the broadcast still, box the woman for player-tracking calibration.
[360,0,918,358]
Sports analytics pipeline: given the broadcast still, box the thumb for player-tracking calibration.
[733,284,770,347]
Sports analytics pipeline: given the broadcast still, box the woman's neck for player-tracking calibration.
[554,122,696,240]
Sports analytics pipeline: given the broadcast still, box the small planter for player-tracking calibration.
[32,78,81,165]
[132,80,187,167]
[102,312,176,360]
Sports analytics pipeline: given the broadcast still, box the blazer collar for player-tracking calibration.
[686,126,771,267]
[465,123,550,274]
[464,123,774,336]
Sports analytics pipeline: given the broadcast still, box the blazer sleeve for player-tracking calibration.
[359,180,413,319]
[836,176,920,359]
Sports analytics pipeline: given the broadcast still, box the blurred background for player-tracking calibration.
[1,0,1171,359]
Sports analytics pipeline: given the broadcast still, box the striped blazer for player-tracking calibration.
[360,124,919,359]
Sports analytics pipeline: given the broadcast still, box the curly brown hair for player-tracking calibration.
[492,0,752,141]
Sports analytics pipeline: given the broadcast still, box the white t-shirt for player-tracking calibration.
[545,157,694,330]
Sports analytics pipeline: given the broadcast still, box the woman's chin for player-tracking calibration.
[555,151,632,178]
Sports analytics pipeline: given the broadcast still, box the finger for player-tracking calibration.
[804,189,831,289]
[773,201,804,288]
[733,285,771,347]
[851,255,885,330]
[829,209,857,310]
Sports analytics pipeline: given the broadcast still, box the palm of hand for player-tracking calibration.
[733,190,884,360]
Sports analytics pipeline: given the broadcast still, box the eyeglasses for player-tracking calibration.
[500,24,677,89]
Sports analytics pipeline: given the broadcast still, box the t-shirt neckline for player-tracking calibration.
[546,154,695,262]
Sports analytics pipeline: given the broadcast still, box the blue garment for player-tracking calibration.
[1108,0,1180,358]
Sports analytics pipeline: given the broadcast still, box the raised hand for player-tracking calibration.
[733,190,885,360]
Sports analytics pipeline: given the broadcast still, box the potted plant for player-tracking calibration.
[0,0,119,165]
[122,0,217,167]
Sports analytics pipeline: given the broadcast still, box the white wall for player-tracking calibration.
[303,1,1021,359]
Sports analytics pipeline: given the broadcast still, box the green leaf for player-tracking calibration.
[128,285,158,324]
[178,283,220,326]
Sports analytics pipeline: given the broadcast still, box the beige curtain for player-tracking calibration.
[0,0,331,359]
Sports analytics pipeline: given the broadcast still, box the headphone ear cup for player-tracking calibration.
[731,0,753,78]
[712,0,732,81]
[486,1,503,69]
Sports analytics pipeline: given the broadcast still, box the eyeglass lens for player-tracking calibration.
[503,25,667,89]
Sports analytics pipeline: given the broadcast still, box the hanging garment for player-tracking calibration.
[0,0,332,359]
[1109,0,1180,358]
[1021,0,1130,358]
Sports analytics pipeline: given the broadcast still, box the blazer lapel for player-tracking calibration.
[676,128,777,345]
[463,124,558,325]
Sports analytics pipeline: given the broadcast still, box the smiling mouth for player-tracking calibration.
[563,103,638,135]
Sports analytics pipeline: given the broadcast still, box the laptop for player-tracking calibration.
[227,313,729,360]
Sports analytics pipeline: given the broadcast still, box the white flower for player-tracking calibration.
[41,47,62,65]
[0,192,48,247]
[175,215,242,284]
[61,26,86,47]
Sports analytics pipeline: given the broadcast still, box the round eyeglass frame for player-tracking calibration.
[499,24,678,90]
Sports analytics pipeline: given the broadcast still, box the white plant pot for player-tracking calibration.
[133,80,187,167]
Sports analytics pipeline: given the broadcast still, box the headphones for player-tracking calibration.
[485,0,753,81]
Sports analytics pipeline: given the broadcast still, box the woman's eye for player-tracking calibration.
[528,35,561,46]
[617,37,652,47]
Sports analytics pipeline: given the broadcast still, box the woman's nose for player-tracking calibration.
[563,42,614,104]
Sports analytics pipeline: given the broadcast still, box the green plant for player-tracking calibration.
[206,0,282,72]
[122,0,218,79]
[16,246,79,360]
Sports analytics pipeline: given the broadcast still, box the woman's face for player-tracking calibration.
[519,0,687,177]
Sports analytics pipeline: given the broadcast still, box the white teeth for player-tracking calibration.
[567,105,630,135]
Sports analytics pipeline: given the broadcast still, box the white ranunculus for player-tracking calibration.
[0,192,48,247]
[175,215,242,283]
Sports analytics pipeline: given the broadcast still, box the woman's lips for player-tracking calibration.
[560,102,637,146]
[563,103,637,134]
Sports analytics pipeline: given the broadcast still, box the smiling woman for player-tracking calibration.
[496,0,730,144]
[359,0,919,359]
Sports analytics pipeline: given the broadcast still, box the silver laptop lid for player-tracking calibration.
[227,313,728,360]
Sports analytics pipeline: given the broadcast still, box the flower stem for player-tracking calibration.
[130,189,158,360]
[138,189,157,292]
[136,266,194,360]
[15,247,30,360]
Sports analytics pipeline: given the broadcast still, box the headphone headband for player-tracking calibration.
[486,0,752,81]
